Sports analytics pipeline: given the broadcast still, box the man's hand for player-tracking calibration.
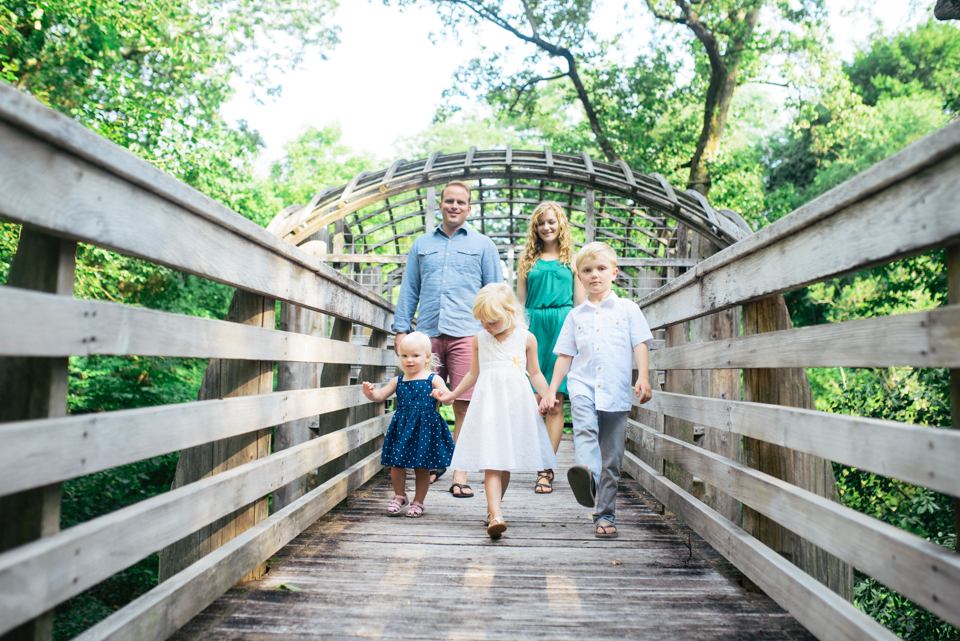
[634,377,653,404]
[393,332,407,356]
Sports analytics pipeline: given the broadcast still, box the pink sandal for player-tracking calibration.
[386,494,409,517]
[405,500,425,518]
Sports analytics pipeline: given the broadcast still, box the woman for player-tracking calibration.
[516,201,585,494]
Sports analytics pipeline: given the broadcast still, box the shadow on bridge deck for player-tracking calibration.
[173,436,815,640]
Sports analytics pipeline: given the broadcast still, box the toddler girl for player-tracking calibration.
[362,331,454,518]
[432,283,558,538]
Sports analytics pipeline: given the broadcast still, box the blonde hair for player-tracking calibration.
[397,331,440,372]
[575,241,618,273]
[472,283,527,331]
[517,201,575,279]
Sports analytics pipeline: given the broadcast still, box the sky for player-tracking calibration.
[221,0,930,171]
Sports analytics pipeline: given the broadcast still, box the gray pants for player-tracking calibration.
[570,395,628,524]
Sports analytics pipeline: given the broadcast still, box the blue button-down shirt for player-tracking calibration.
[553,292,653,412]
[392,225,503,338]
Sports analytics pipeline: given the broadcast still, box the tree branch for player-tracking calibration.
[507,72,568,112]
[643,0,687,24]
[521,0,539,39]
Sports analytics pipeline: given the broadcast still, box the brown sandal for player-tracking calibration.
[535,469,554,494]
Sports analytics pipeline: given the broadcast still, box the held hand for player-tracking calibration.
[362,381,377,401]
[431,388,455,405]
[538,393,557,416]
[635,378,653,404]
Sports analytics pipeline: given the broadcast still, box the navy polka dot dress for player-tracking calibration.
[381,373,455,469]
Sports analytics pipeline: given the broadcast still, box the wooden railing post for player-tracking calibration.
[159,290,275,582]
[948,244,960,572]
[0,225,75,641]
[741,295,853,600]
[315,317,354,483]
[689,232,741,524]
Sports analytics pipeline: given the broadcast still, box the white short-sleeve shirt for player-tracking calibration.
[553,291,654,412]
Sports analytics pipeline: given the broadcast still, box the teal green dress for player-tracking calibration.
[526,259,575,396]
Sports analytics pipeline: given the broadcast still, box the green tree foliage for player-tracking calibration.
[843,18,960,113]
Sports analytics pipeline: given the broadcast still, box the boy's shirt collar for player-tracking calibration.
[582,290,619,309]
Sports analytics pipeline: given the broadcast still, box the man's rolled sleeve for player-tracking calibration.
[392,243,421,334]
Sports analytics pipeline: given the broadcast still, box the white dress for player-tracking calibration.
[449,327,559,472]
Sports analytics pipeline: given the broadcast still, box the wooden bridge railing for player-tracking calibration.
[0,84,396,641]
[629,118,960,641]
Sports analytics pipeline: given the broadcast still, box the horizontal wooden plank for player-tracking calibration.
[0,384,387,496]
[649,304,960,369]
[73,450,382,641]
[0,287,397,364]
[0,415,390,635]
[0,92,393,330]
[322,254,408,264]
[635,391,960,497]
[622,451,898,641]
[626,422,960,628]
[639,119,960,328]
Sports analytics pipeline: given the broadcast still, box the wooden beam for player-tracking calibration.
[0,226,75,641]
[0,117,393,330]
[640,120,960,328]
[622,451,901,641]
[649,303,960,370]
[0,287,396,364]
[627,421,960,627]
[315,318,355,484]
[634,391,960,498]
[70,450,382,641]
[0,384,380,498]
[0,422,388,637]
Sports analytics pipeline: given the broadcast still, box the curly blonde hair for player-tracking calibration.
[517,201,575,280]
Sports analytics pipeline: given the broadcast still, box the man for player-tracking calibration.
[392,181,503,498]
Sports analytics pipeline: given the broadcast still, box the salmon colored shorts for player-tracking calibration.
[431,334,476,401]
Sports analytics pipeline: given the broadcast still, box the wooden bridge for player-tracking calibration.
[0,81,958,641]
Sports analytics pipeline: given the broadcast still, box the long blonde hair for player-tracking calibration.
[517,201,575,279]
[473,283,527,331]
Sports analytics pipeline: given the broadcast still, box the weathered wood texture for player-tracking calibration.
[0,86,393,331]
[950,244,960,569]
[633,391,960,498]
[0,416,390,636]
[171,437,815,641]
[649,303,960,370]
[159,291,275,583]
[627,421,958,626]
[273,298,327,511]
[0,287,393,365]
[72,451,384,641]
[688,234,741,525]
[640,118,960,329]
[315,318,355,484]
[346,329,389,468]
[741,297,852,600]
[0,226,75,641]
[622,452,898,641]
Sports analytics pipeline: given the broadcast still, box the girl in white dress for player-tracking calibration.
[433,283,558,539]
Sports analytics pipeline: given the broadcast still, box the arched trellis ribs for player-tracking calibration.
[275,150,751,249]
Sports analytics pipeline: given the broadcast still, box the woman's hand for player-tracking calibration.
[538,392,557,416]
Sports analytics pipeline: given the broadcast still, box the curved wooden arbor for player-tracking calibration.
[1,80,959,641]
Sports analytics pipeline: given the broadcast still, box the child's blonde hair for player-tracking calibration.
[575,241,619,273]
[397,331,440,372]
[472,283,527,330]
[517,201,575,279]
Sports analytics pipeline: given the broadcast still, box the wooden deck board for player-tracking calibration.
[172,436,816,641]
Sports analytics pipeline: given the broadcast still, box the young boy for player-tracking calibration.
[539,241,654,539]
